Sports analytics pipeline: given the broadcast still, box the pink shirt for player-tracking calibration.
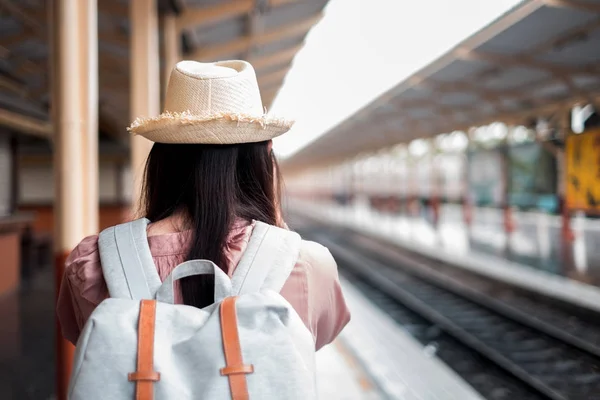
[57,220,350,350]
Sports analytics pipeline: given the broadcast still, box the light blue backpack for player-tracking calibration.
[68,218,316,399]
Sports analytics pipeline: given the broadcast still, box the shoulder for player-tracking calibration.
[65,235,101,270]
[298,239,334,263]
[57,235,106,343]
[62,235,106,303]
[258,223,337,274]
[267,222,338,277]
[297,239,338,279]
[294,238,350,349]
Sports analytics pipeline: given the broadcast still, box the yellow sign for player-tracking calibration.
[566,129,600,211]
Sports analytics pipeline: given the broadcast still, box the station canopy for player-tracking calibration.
[284,0,600,170]
[0,0,327,146]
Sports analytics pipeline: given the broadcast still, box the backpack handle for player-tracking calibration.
[155,260,232,304]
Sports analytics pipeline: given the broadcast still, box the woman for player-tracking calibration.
[57,60,350,351]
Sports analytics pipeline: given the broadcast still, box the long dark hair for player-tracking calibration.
[141,141,282,308]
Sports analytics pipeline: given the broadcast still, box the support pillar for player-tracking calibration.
[161,14,180,97]
[52,0,98,398]
[130,0,160,213]
[80,0,99,234]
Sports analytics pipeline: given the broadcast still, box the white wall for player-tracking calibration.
[18,159,126,204]
[19,163,53,204]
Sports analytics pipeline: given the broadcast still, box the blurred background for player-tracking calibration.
[1,0,600,399]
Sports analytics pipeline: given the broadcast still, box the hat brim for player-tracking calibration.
[127,111,293,144]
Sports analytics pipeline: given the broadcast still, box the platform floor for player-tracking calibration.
[0,264,381,400]
[0,267,54,400]
[291,199,600,313]
[0,255,487,400]
[316,340,380,399]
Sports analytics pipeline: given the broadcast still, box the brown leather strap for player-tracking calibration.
[220,296,254,400]
[128,300,160,400]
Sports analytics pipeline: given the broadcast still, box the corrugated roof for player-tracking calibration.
[0,0,327,142]
[284,0,600,170]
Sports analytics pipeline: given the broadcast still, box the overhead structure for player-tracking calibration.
[179,0,325,107]
[284,0,600,170]
[0,0,327,143]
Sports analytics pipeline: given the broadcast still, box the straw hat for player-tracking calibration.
[127,60,293,144]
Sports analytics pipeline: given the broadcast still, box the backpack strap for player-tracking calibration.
[98,218,163,300]
[231,221,302,295]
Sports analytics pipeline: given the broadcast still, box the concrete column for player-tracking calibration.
[80,0,99,234]
[52,0,98,398]
[130,0,160,212]
[162,14,180,96]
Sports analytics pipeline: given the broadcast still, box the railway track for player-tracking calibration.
[302,227,600,400]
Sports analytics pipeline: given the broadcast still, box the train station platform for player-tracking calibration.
[0,254,485,400]
[291,199,600,314]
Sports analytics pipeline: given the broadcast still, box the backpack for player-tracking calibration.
[67,218,316,399]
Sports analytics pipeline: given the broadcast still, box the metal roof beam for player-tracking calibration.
[251,44,303,71]
[0,76,28,97]
[347,83,592,156]
[192,36,252,62]
[0,108,52,138]
[24,1,127,20]
[461,93,600,131]
[541,0,600,13]
[529,17,600,56]
[456,49,599,76]
[0,0,44,34]
[177,0,305,33]
[269,0,300,6]
[2,31,36,47]
[413,81,502,105]
[177,1,254,31]
[191,14,321,60]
